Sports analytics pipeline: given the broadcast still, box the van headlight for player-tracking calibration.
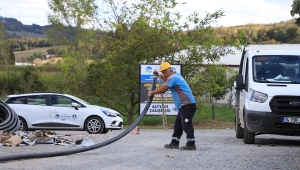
[249,88,268,103]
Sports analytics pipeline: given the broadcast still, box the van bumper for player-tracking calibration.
[245,109,300,135]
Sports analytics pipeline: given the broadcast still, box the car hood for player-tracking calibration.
[88,105,119,113]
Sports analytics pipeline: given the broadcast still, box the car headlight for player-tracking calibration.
[249,88,268,103]
[101,109,122,118]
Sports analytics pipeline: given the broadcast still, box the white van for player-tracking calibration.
[234,48,300,144]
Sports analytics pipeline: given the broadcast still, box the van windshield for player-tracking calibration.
[253,55,300,83]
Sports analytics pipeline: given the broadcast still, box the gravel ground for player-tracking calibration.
[0,128,300,170]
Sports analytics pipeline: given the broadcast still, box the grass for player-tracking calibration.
[124,105,235,129]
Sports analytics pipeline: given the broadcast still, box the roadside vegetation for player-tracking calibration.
[0,0,299,127]
[128,105,235,129]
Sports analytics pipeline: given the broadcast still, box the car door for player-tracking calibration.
[50,95,83,127]
[21,95,51,127]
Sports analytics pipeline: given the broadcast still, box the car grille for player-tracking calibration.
[270,96,300,115]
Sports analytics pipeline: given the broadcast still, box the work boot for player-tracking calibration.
[164,143,179,149]
[179,144,196,151]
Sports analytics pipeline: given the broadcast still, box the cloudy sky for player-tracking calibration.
[0,0,296,27]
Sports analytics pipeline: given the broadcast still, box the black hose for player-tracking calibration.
[0,101,20,132]
[0,74,158,162]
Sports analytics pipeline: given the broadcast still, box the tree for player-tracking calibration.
[47,0,99,95]
[190,65,236,119]
[291,0,300,26]
[48,0,246,125]
[86,0,246,124]
[286,26,299,41]
[0,18,15,69]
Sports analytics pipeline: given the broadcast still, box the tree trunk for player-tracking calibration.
[127,113,134,126]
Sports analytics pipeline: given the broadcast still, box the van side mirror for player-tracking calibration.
[235,74,245,90]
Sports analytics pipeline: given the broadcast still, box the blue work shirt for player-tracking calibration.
[165,73,196,110]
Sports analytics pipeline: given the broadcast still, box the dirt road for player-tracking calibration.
[0,129,300,170]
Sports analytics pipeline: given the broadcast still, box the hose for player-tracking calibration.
[0,74,158,162]
[0,101,20,132]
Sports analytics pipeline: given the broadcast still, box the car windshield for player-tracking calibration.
[253,55,300,83]
[69,95,90,105]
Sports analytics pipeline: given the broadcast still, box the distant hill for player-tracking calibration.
[1,17,49,39]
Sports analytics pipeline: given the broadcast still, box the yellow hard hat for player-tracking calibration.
[160,62,172,71]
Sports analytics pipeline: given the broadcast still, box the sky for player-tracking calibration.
[0,0,296,27]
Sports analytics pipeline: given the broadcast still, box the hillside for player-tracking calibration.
[1,17,49,39]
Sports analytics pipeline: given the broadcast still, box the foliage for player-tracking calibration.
[214,19,300,44]
[47,0,101,97]
[189,65,236,119]
[27,52,44,62]
[191,65,236,102]
[59,50,89,94]
[291,0,300,26]
[7,37,50,51]
[0,66,66,96]
[82,0,246,125]
[0,19,15,69]
[46,0,246,125]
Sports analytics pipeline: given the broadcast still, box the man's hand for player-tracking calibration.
[148,91,153,98]
[153,70,159,76]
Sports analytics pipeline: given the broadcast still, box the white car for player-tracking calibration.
[5,92,123,134]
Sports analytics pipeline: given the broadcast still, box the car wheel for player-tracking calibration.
[19,117,28,131]
[243,122,255,144]
[235,116,244,139]
[85,116,104,134]
[100,129,109,134]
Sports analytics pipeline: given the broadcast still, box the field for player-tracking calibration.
[14,47,51,61]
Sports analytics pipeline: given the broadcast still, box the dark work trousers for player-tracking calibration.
[170,103,196,146]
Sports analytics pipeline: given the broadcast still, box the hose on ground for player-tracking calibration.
[0,74,158,162]
[0,101,20,132]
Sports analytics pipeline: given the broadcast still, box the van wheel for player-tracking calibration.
[243,123,255,144]
[85,116,104,134]
[19,117,28,131]
[235,116,244,139]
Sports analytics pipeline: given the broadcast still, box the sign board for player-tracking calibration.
[139,64,181,115]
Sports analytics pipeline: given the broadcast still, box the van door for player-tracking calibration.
[239,56,249,126]
[235,47,246,127]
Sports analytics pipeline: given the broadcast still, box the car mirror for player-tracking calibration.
[71,102,79,110]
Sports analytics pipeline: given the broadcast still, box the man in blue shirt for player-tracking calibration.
[148,62,197,151]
